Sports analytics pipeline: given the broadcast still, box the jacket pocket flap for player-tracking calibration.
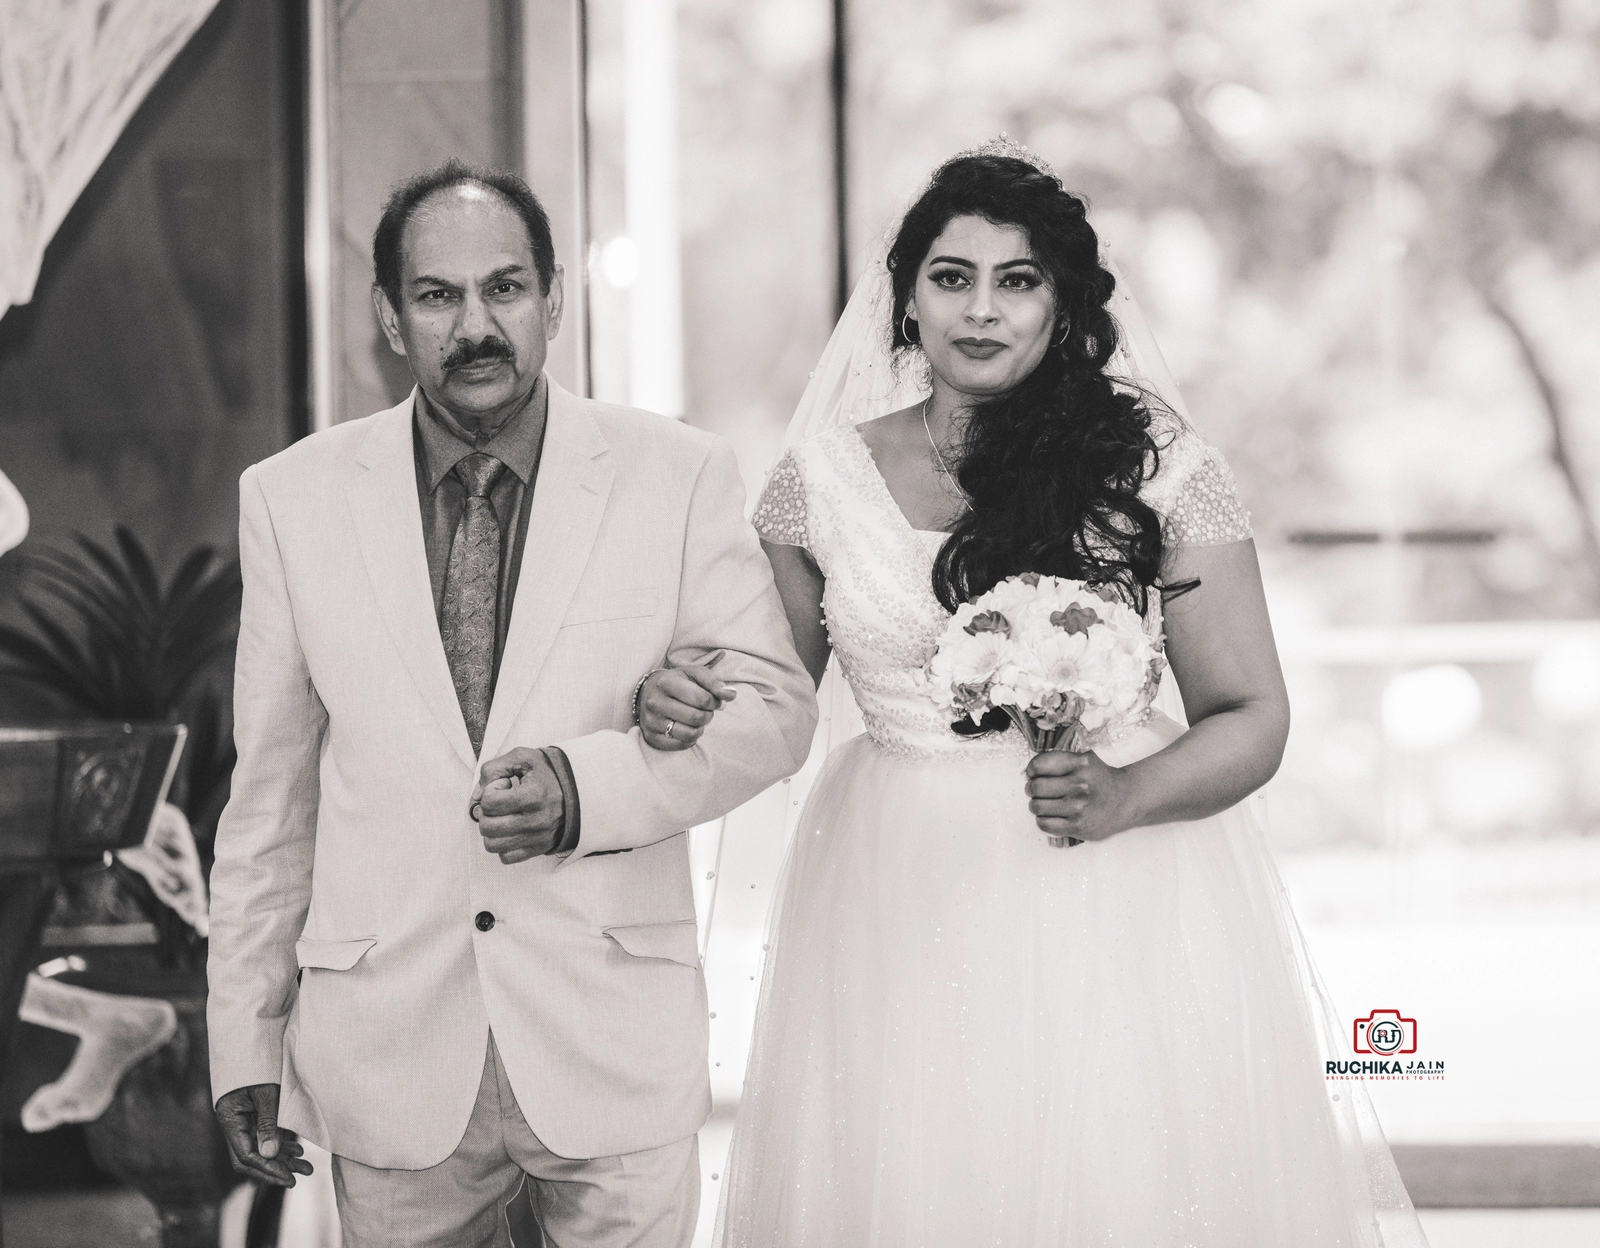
[563,591,659,626]
[603,920,700,968]
[295,936,376,971]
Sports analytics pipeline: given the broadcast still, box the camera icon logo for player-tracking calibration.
[1353,1009,1417,1055]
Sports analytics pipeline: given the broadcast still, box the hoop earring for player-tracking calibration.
[1054,321,1071,347]
[901,310,920,345]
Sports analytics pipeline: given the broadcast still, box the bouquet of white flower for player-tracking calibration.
[923,573,1167,846]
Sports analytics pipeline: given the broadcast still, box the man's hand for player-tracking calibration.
[215,1083,312,1187]
[1023,750,1136,843]
[472,748,565,863]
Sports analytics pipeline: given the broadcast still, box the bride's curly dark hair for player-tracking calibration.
[888,155,1175,616]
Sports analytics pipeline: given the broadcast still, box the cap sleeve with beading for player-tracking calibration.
[1145,415,1253,548]
[751,448,811,554]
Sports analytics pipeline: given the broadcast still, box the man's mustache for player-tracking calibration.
[442,337,515,371]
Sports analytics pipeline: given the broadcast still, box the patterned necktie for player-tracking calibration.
[441,453,506,754]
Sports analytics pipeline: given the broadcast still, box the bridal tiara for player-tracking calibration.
[951,132,1058,179]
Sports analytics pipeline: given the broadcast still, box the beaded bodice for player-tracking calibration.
[751,419,1251,760]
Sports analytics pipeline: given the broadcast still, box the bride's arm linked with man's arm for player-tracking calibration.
[643,523,1291,851]
[482,437,819,856]
[638,537,829,752]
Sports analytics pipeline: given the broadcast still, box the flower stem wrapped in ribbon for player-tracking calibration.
[923,573,1167,846]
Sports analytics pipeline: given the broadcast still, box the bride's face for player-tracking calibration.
[908,215,1057,399]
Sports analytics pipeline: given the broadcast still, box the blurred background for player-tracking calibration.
[2,0,1598,1245]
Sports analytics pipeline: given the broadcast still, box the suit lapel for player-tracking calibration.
[478,381,614,762]
[346,393,477,771]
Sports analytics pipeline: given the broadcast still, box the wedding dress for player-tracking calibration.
[712,415,1429,1246]
[708,136,1430,1241]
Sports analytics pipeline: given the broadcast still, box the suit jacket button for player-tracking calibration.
[475,911,495,932]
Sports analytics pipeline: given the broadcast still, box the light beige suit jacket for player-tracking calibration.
[206,380,817,1169]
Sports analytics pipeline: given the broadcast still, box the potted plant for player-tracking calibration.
[0,525,243,1247]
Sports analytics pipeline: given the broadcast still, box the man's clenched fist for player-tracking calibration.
[472,747,566,863]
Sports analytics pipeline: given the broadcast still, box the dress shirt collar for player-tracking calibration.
[414,373,548,489]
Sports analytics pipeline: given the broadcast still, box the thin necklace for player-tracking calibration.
[922,396,972,513]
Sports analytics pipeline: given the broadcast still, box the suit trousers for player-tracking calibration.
[330,1034,700,1248]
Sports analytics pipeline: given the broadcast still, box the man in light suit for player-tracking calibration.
[206,161,817,1247]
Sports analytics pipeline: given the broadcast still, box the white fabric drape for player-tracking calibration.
[0,0,220,311]
[0,467,25,553]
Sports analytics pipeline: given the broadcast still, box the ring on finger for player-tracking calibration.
[665,720,676,739]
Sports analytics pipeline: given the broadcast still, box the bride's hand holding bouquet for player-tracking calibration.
[923,573,1166,846]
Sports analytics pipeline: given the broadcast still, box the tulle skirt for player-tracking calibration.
[714,714,1429,1247]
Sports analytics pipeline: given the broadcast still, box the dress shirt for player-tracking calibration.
[412,375,580,854]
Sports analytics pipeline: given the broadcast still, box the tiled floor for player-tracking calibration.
[7,1186,1600,1246]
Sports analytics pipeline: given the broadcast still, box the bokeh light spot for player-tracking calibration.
[1531,638,1600,724]
[1382,664,1482,750]
[600,235,640,288]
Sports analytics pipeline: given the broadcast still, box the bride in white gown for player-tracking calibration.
[639,140,1430,1247]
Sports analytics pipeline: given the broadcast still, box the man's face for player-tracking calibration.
[374,184,563,428]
